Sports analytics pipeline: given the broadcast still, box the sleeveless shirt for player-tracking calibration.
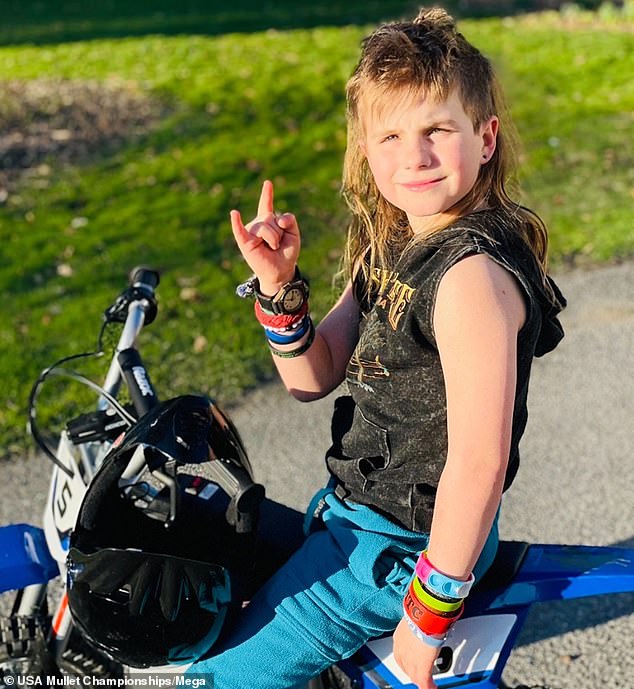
[325,208,566,533]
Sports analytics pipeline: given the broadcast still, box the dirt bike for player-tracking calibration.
[1,267,632,689]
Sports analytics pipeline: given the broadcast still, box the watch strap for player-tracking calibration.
[254,267,307,315]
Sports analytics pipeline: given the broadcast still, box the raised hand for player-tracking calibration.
[230,180,301,296]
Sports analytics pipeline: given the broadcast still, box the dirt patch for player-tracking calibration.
[0,78,169,196]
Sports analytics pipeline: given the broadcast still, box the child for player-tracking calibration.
[189,7,566,688]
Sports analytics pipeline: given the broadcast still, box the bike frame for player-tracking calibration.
[0,269,160,668]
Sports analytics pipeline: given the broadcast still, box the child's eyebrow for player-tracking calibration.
[425,118,461,129]
[369,118,462,135]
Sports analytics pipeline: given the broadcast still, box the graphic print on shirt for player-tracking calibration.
[347,269,416,392]
[369,268,416,330]
[348,350,390,393]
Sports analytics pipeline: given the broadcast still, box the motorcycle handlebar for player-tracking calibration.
[118,348,159,417]
[98,267,161,412]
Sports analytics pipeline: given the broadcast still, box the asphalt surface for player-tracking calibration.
[1,260,633,688]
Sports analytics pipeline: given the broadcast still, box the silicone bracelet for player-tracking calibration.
[403,590,463,637]
[265,317,307,335]
[404,617,446,648]
[264,317,310,344]
[268,321,315,358]
[411,576,463,613]
[267,319,313,351]
[415,552,475,599]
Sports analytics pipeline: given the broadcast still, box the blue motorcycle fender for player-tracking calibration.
[0,523,59,593]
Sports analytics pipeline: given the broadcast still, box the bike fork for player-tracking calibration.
[49,592,73,662]
[14,584,47,618]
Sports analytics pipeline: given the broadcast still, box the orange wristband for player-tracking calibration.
[403,590,463,637]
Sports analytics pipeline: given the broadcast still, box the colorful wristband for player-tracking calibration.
[415,551,475,599]
[267,317,312,349]
[410,576,463,613]
[404,617,446,648]
[265,316,307,335]
[254,300,308,327]
[268,320,315,358]
[264,316,310,344]
[403,590,462,637]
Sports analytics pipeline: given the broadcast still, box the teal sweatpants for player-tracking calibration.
[187,489,499,689]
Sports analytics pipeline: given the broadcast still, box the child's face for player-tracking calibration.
[361,88,498,234]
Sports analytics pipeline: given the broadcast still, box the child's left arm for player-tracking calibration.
[393,253,527,688]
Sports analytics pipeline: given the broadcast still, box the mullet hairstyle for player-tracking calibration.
[342,7,549,289]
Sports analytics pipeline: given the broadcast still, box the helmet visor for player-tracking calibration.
[67,547,231,667]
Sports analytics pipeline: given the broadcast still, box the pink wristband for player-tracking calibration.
[415,551,436,581]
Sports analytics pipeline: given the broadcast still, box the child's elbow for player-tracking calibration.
[288,388,325,403]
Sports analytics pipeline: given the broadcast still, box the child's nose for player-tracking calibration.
[404,138,433,168]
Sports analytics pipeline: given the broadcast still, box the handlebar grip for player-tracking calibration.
[129,266,160,290]
[206,459,265,533]
[118,348,159,418]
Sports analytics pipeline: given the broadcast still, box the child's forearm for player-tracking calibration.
[426,254,524,579]
[269,282,360,401]
[271,331,345,401]
[427,450,507,579]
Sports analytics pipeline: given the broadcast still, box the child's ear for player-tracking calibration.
[480,116,499,162]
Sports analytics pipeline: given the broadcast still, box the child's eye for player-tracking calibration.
[381,134,399,143]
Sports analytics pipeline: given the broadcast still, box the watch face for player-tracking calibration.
[281,286,305,313]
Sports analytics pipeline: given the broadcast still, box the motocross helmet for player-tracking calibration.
[67,395,265,668]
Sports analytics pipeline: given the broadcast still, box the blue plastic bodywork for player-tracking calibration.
[474,544,634,611]
[0,523,59,592]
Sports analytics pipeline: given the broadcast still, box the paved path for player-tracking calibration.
[1,260,633,688]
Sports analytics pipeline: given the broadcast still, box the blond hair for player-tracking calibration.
[342,7,549,285]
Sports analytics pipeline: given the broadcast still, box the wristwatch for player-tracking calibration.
[254,268,309,315]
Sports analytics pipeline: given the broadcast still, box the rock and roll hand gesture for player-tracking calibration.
[230,180,301,296]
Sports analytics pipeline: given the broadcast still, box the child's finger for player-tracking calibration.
[254,222,281,250]
[257,179,275,218]
[230,209,257,250]
[275,212,299,235]
[230,210,264,256]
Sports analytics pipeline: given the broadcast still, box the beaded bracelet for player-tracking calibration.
[264,315,311,344]
[415,551,475,600]
[410,576,463,614]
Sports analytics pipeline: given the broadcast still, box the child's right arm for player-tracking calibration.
[230,180,359,401]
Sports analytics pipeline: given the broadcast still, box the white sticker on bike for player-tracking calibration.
[363,613,518,682]
[43,436,89,564]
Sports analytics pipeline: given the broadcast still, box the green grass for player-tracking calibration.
[0,3,632,456]
[0,0,614,45]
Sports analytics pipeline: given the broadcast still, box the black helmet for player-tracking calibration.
[67,395,265,668]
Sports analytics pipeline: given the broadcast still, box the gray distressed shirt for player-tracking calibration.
[326,208,566,533]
